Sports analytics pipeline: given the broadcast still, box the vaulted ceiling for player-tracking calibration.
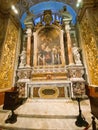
[0,0,97,14]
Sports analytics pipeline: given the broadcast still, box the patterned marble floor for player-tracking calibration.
[0,98,98,130]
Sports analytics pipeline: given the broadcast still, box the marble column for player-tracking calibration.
[26,25,32,67]
[23,33,27,48]
[65,22,74,65]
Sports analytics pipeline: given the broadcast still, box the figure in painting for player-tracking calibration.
[57,46,62,64]
[38,43,46,65]
[45,45,52,65]
[38,43,52,65]
[37,43,62,66]
[52,46,58,64]
[52,46,62,65]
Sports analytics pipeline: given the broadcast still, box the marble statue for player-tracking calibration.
[72,44,82,65]
[19,48,26,68]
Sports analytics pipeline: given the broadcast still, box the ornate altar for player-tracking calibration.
[16,9,86,99]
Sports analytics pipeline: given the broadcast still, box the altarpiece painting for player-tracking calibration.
[33,26,65,68]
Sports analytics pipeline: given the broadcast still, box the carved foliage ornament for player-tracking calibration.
[0,19,19,89]
[80,13,98,85]
[0,13,7,60]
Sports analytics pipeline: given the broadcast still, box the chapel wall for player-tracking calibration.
[0,16,19,90]
[79,6,98,85]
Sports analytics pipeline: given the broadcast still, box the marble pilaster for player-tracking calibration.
[65,22,74,65]
[26,25,32,67]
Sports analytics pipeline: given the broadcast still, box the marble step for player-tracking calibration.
[0,113,91,130]
[0,99,94,130]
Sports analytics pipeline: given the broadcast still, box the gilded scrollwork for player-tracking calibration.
[0,13,8,61]
[0,19,19,89]
[88,8,98,39]
[80,12,98,85]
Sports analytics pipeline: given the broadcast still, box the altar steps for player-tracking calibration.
[0,99,95,130]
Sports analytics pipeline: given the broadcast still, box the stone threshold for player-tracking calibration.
[17,114,77,119]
